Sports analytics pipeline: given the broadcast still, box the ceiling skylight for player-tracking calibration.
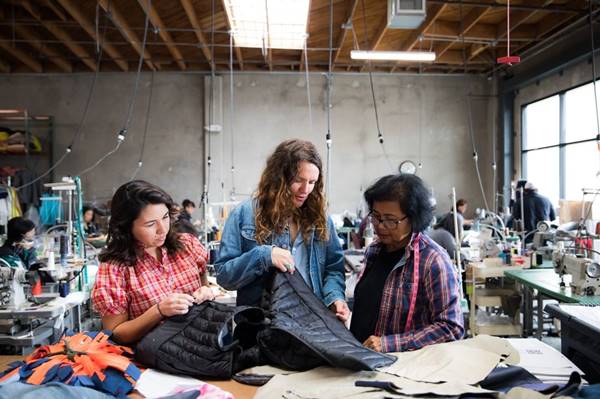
[223,0,310,50]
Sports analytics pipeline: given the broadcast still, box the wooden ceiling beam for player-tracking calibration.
[21,0,97,71]
[390,3,448,72]
[434,6,491,58]
[181,0,214,68]
[14,24,71,72]
[359,15,390,72]
[98,0,157,71]
[220,0,243,70]
[43,0,67,21]
[299,0,312,72]
[331,0,358,69]
[470,0,556,61]
[56,0,128,71]
[137,0,185,70]
[438,49,486,65]
[0,58,10,73]
[0,37,42,72]
[428,20,537,41]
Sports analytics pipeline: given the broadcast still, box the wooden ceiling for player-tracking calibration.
[0,0,592,75]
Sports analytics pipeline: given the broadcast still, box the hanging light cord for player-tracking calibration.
[229,31,236,199]
[359,0,393,171]
[304,38,313,133]
[78,0,151,177]
[131,70,155,180]
[16,0,112,190]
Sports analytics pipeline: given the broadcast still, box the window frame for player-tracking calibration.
[520,79,600,203]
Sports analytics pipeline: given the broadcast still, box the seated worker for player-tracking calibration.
[82,205,107,248]
[82,205,100,237]
[179,199,196,223]
[0,217,39,269]
[91,180,214,344]
[435,198,471,241]
[350,174,464,353]
[216,139,349,322]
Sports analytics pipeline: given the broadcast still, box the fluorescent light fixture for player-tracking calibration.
[350,50,436,62]
[223,0,309,50]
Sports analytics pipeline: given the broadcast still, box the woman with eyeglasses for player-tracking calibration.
[0,217,38,269]
[350,174,464,352]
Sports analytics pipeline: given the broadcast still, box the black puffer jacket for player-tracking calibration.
[135,272,396,379]
[135,301,266,379]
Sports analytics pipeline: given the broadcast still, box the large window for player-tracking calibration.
[522,81,600,206]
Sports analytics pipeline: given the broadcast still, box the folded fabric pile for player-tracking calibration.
[0,330,141,397]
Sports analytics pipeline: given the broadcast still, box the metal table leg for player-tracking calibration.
[536,292,544,340]
[523,285,533,337]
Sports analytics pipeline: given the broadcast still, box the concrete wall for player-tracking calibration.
[211,73,495,216]
[0,72,494,218]
[0,73,206,206]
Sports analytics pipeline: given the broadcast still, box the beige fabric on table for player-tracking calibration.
[236,365,295,376]
[380,342,504,384]
[254,366,495,399]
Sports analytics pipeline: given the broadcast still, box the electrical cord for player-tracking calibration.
[131,70,155,180]
[359,0,394,172]
[229,31,236,199]
[15,1,112,191]
[77,0,151,177]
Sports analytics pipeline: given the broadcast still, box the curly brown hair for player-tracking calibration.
[99,180,183,266]
[255,139,328,244]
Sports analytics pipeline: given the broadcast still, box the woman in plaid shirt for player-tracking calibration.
[350,174,464,353]
[91,180,213,344]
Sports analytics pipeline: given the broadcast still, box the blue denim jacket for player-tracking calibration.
[215,199,346,307]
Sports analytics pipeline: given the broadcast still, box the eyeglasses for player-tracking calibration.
[368,213,408,230]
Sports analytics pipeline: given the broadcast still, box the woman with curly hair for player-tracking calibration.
[216,139,349,321]
[91,180,213,344]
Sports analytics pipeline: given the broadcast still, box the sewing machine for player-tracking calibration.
[553,251,600,296]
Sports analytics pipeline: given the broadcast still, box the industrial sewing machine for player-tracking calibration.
[553,250,600,296]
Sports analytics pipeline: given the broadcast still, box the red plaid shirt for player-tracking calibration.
[92,233,208,319]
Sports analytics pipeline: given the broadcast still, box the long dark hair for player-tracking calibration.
[99,180,182,266]
[255,139,328,244]
[4,217,35,247]
[364,174,434,234]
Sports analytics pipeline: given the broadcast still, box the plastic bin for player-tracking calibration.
[545,303,600,383]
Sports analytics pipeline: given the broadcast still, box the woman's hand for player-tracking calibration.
[329,300,350,322]
[271,247,295,273]
[363,335,382,352]
[192,285,215,304]
[157,293,194,317]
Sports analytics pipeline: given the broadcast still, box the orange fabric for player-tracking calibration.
[1,331,139,386]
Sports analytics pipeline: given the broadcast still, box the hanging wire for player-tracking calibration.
[578,0,600,227]
[325,0,333,201]
[131,70,155,180]
[303,38,313,133]
[491,55,498,213]
[229,31,236,199]
[15,0,113,190]
[467,96,490,210]
[78,0,151,177]
[359,0,394,172]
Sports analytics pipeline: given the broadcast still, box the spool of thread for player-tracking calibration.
[46,250,55,270]
[59,235,68,266]
[58,281,70,298]
[31,279,42,296]
[209,248,218,264]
